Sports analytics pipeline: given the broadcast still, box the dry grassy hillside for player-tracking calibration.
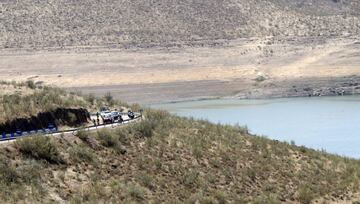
[0,86,360,203]
[270,0,360,15]
[0,109,360,203]
[0,81,138,128]
[0,81,89,123]
[0,0,359,49]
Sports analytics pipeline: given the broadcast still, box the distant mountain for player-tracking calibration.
[270,0,360,15]
[0,0,359,49]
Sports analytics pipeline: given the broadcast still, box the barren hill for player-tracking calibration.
[1,0,359,49]
[1,0,360,103]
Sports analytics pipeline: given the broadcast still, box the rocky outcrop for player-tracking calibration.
[0,108,90,134]
[236,76,360,99]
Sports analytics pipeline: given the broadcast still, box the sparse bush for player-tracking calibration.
[253,194,280,204]
[69,145,95,164]
[234,124,249,135]
[200,196,216,204]
[16,135,64,164]
[299,146,307,153]
[0,80,9,85]
[291,140,296,146]
[127,184,145,200]
[168,199,183,204]
[136,172,154,190]
[97,129,118,147]
[192,144,203,160]
[104,92,114,106]
[85,93,96,105]
[25,80,36,89]
[255,75,267,82]
[133,120,156,138]
[145,109,170,123]
[76,129,102,150]
[17,160,42,185]
[214,191,227,204]
[130,109,170,138]
[114,128,131,145]
[154,159,162,170]
[189,134,207,160]
[298,186,314,204]
[0,158,18,184]
[245,168,256,181]
[186,193,216,204]
[76,128,88,141]
[183,170,199,187]
[97,129,126,154]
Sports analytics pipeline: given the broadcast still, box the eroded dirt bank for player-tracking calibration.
[0,108,90,134]
[70,76,360,104]
[1,37,359,104]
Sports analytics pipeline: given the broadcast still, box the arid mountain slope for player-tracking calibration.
[270,0,360,15]
[1,108,360,203]
[0,0,359,49]
[1,0,360,103]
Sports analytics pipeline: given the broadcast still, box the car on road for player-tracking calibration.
[128,111,135,119]
[100,111,113,123]
[111,111,123,122]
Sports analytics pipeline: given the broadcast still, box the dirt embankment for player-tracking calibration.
[0,108,90,134]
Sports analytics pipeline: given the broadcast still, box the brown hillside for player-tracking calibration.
[0,0,359,49]
[0,109,359,203]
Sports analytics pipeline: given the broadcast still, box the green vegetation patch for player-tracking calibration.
[15,135,64,164]
[0,83,87,122]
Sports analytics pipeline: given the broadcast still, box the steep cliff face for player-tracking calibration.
[0,108,90,134]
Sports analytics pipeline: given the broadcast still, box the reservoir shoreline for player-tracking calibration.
[151,95,360,158]
[71,75,360,105]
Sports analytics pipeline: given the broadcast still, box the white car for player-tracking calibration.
[101,111,113,123]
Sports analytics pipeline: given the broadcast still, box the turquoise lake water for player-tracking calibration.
[150,96,360,158]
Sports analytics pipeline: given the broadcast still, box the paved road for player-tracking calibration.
[0,114,142,145]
